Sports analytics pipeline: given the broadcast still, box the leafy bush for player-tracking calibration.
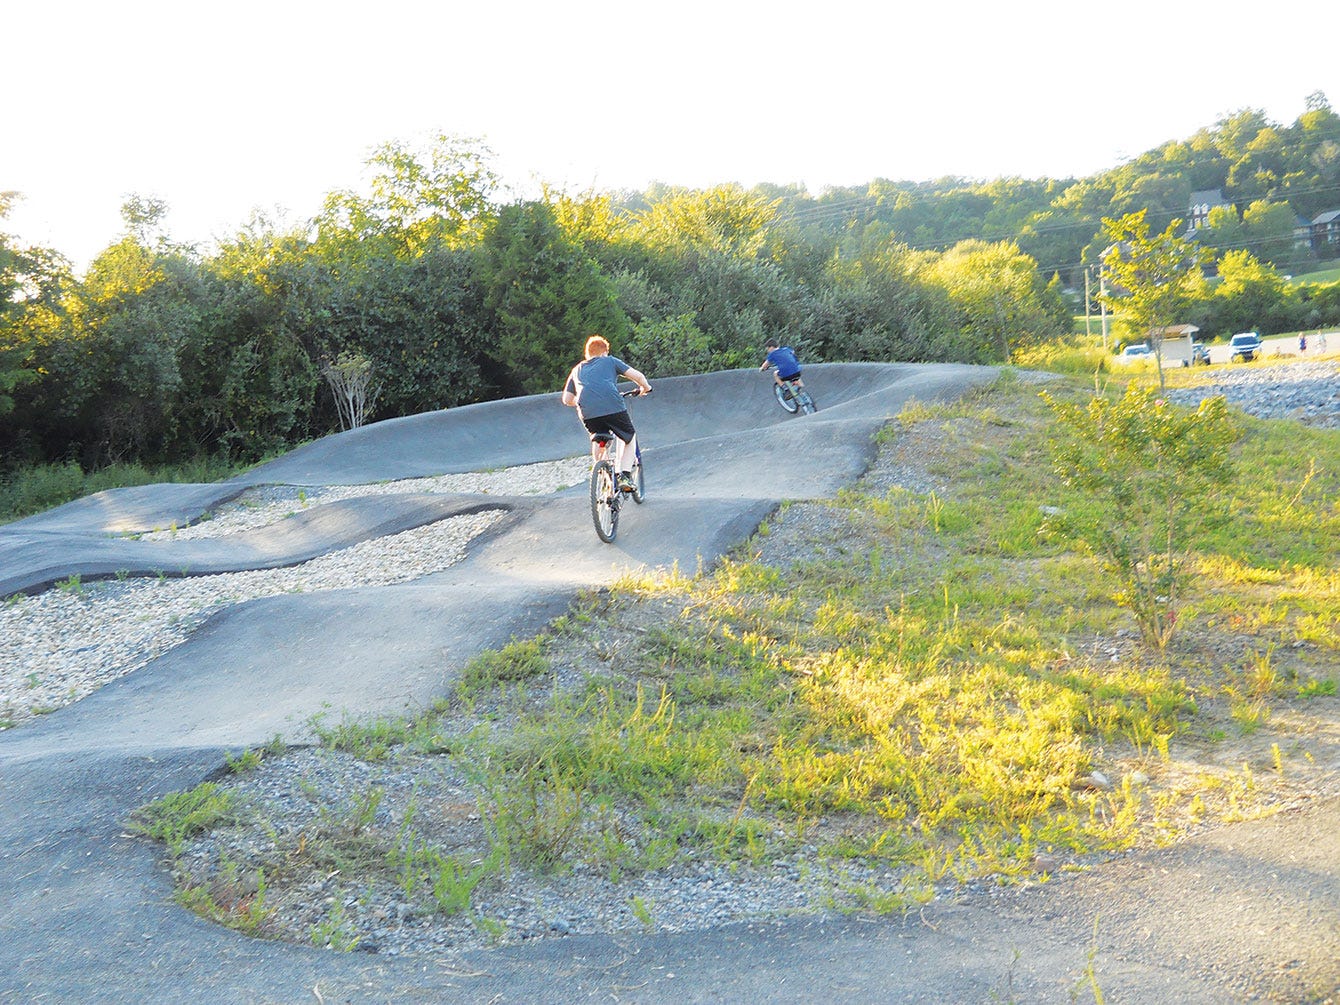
[1041,383,1238,648]
[0,456,240,524]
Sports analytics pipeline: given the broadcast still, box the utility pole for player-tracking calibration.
[1099,266,1110,351]
[1084,266,1093,339]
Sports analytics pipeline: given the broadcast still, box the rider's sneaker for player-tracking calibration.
[617,472,636,492]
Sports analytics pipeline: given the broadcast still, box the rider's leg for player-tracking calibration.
[616,434,638,473]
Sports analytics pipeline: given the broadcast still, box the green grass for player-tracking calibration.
[0,456,244,525]
[1288,264,1340,285]
[130,782,240,855]
[134,367,1340,935]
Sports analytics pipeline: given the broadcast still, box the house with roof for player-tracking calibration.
[1293,211,1315,255]
[1310,209,1340,257]
[1186,189,1234,233]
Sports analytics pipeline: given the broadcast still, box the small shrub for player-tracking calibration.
[1041,382,1237,648]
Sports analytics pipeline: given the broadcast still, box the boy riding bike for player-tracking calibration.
[561,335,651,491]
[760,341,807,390]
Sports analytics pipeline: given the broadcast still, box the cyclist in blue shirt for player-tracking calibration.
[562,335,651,491]
[760,342,806,389]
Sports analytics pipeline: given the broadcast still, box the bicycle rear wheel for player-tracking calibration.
[774,382,799,414]
[590,460,619,542]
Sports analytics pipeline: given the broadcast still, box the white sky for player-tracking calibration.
[4,0,1336,271]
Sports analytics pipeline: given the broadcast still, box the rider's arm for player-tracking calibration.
[624,366,652,394]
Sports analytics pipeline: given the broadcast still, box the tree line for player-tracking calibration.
[0,139,1073,470]
[3,92,1340,473]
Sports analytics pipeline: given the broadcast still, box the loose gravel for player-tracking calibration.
[1164,357,1340,428]
[1,457,588,728]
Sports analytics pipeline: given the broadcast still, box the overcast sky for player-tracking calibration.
[4,0,1336,270]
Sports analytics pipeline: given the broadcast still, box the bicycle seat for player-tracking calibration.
[590,432,616,445]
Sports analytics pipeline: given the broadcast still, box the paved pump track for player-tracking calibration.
[1,364,1336,1003]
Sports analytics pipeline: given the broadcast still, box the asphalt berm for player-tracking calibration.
[2,364,1336,1003]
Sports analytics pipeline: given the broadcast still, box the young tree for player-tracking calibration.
[1099,210,1211,391]
[1042,383,1237,650]
[321,352,378,430]
[477,201,628,395]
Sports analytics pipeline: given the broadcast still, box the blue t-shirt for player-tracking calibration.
[565,355,631,419]
[765,346,801,379]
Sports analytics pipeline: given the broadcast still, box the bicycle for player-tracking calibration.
[588,389,646,543]
[768,371,817,415]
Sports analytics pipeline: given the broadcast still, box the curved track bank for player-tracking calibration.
[2,363,1336,1004]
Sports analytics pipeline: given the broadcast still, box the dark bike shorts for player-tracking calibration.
[778,370,801,381]
[583,411,636,443]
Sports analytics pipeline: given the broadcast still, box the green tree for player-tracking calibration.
[332,245,486,416]
[1200,203,1245,257]
[623,312,712,377]
[1211,250,1289,335]
[39,232,208,463]
[922,239,1065,361]
[316,134,499,258]
[477,201,628,395]
[1099,210,1211,391]
[813,247,954,362]
[14,196,222,466]
[629,184,781,259]
[191,226,324,459]
[1241,200,1302,269]
[1,194,66,425]
[1042,383,1237,649]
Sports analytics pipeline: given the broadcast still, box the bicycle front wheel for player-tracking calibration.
[798,390,817,414]
[590,460,619,543]
[774,382,798,414]
[632,456,646,504]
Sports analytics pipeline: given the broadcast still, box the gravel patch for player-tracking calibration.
[139,457,590,541]
[1164,358,1340,428]
[1,457,590,728]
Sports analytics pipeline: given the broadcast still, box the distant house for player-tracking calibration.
[1310,209,1340,256]
[1294,212,1315,254]
[1187,189,1234,233]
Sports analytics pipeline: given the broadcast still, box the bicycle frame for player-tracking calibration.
[770,373,816,415]
[587,388,646,542]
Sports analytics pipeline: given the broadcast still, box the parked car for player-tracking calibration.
[1229,331,1262,362]
[1120,343,1153,359]
[1190,342,1212,366]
